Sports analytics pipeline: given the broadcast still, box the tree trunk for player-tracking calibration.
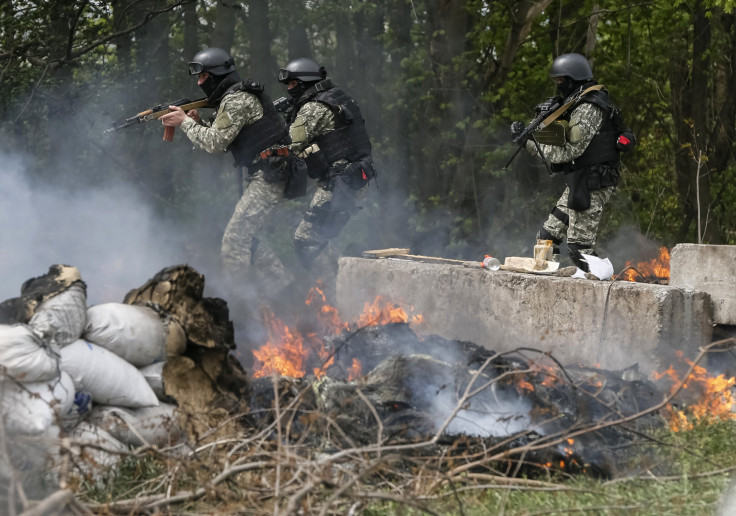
[211,0,237,52]
[247,0,276,93]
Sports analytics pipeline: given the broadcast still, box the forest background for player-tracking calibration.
[1,0,735,305]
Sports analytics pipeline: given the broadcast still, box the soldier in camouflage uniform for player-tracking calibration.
[161,48,294,294]
[511,53,634,272]
[278,58,376,287]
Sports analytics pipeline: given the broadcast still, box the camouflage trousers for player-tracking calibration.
[541,185,615,254]
[221,171,365,300]
[221,170,292,294]
[294,176,366,282]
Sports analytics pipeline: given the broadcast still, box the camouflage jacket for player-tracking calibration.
[287,101,336,155]
[526,102,605,164]
[180,90,263,154]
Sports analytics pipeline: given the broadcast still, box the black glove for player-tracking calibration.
[510,121,524,140]
[534,96,562,115]
[616,131,637,151]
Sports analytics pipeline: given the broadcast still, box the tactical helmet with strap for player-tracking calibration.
[188,48,236,76]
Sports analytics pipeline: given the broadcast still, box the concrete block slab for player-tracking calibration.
[669,243,736,325]
[337,257,713,377]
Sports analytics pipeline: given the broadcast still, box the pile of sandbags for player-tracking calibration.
[0,265,185,491]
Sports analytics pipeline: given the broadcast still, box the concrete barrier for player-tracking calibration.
[336,257,713,376]
[670,243,736,326]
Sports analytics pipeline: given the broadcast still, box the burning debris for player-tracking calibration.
[617,246,671,283]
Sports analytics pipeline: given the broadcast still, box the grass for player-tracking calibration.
[70,418,736,515]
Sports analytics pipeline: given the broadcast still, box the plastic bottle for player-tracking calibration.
[482,255,501,271]
[534,239,553,262]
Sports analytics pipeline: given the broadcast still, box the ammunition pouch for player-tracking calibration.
[305,150,331,179]
[566,167,591,211]
[565,164,619,211]
[534,120,568,146]
[285,157,308,199]
[262,155,290,183]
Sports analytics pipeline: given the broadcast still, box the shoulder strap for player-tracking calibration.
[540,84,605,128]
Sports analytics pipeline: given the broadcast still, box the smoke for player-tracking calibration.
[0,153,203,306]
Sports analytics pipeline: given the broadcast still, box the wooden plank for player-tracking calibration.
[362,248,411,258]
[391,254,482,268]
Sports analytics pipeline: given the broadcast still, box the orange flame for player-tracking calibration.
[654,351,736,431]
[619,246,670,282]
[252,310,308,378]
[252,288,423,379]
[355,296,424,328]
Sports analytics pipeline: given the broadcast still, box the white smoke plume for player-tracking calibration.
[0,153,199,305]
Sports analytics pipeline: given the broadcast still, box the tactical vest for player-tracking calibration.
[226,82,291,167]
[552,89,621,174]
[290,80,372,177]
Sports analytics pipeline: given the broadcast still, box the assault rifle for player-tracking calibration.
[104,97,212,141]
[504,97,562,175]
[106,96,292,141]
[272,96,291,113]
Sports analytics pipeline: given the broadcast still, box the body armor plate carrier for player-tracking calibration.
[227,82,291,168]
[551,88,622,176]
[290,81,373,180]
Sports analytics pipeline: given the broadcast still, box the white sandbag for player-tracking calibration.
[0,324,60,382]
[88,403,182,448]
[83,303,168,367]
[60,340,159,408]
[0,371,75,435]
[138,361,166,400]
[66,421,128,485]
[28,283,87,348]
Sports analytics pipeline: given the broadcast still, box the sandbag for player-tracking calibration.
[83,303,183,367]
[60,340,159,408]
[66,421,128,485]
[0,370,75,435]
[87,403,183,448]
[0,324,60,382]
[28,282,87,348]
[138,361,166,400]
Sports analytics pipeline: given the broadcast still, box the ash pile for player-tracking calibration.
[0,264,665,504]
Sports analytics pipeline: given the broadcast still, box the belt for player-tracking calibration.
[259,147,290,160]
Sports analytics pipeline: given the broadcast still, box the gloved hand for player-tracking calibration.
[616,131,637,151]
[534,96,562,115]
[510,121,524,140]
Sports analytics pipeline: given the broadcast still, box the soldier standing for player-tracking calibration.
[160,48,296,296]
[278,58,377,290]
[511,53,634,272]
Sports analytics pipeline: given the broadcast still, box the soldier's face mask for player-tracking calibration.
[287,80,309,99]
[554,76,577,98]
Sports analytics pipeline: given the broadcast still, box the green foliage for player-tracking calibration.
[1,0,735,264]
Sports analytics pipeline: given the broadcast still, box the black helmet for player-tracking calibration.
[188,48,236,76]
[278,58,327,84]
[550,53,593,81]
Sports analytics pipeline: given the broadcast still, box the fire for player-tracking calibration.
[619,246,670,282]
[654,351,736,431]
[252,310,309,378]
[356,296,424,327]
[252,288,423,379]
